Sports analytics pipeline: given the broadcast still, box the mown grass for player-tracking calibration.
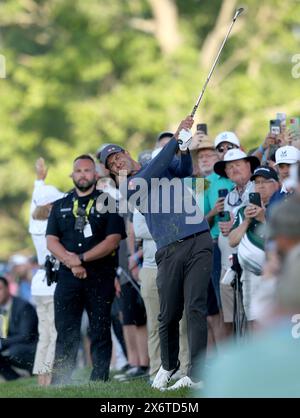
[0,368,197,398]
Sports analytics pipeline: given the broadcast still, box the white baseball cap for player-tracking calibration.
[214,131,240,148]
[274,145,300,165]
[34,185,64,206]
[9,254,28,266]
[214,148,260,178]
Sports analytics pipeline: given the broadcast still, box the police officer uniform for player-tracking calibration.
[46,188,126,383]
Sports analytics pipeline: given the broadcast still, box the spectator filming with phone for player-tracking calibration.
[189,124,219,177]
[267,145,300,212]
[228,166,279,325]
[202,131,240,337]
[213,148,260,334]
[252,113,296,165]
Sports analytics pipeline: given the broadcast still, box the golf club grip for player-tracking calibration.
[190,105,198,118]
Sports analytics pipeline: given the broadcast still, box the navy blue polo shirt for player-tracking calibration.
[120,138,209,250]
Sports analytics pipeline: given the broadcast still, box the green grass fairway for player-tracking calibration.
[0,369,198,398]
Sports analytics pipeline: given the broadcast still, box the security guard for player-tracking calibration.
[46,154,126,384]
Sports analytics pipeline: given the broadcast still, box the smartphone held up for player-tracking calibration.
[249,192,262,207]
[217,189,229,221]
[196,123,208,135]
[269,119,281,135]
[218,211,231,222]
[218,189,228,199]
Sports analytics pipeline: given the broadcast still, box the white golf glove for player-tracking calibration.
[178,129,192,151]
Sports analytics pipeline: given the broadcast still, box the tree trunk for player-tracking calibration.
[148,0,182,54]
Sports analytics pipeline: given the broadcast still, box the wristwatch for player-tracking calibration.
[78,253,85,263]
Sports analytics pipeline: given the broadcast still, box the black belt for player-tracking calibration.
[176,230,208,243]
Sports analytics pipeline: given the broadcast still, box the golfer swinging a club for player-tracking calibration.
[101,5,243,389]
[100,116,213,390]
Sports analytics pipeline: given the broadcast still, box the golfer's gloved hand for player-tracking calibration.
[178,129,192,151]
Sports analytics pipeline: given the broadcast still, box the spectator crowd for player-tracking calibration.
[0,112,300,396]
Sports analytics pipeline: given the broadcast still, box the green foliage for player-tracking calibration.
[0,0,299,257]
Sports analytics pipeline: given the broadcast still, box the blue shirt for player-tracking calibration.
[266,189,294,219]
[121,138,209,249]
[18,281,33,304]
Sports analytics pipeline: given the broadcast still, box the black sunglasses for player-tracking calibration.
[216,144,235,153]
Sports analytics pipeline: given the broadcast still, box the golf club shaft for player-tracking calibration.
[117,266,141,296]
[191,8,244,118]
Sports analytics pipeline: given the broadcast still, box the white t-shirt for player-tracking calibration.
[29,180,48,235]
[29,180,56,296]
[218,180,255,271]
[133,210,157,269]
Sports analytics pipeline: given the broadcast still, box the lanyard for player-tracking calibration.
[72,198,94,220]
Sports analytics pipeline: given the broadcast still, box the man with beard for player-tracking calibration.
[101,117,213,390]
[46,155,126,384]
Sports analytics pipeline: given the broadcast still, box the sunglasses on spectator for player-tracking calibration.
[216,144,235,153]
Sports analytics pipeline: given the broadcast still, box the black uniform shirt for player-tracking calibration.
[46,188,126,274]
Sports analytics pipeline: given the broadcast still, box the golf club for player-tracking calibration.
[190,7,244,118]
[116,266,141,296]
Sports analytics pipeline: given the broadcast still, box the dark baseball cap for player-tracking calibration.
[95,143,112,160]
[156,131,174,143]
[250,166,279,182]
[99,144,125,168]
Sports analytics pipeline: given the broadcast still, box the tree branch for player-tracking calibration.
[129,18,156,34]
[200,0,238,70]
[148,0,182,55]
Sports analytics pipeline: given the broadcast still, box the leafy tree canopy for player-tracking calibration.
[0,0,299,257]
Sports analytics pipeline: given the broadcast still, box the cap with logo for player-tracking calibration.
[274,145,300,165]
[214,131,240,149]
[99,144,125,168]
[96,143,112,161]
[214,148,260,178]
[250,166,279,182]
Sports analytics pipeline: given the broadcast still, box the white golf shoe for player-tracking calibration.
[166,376,204,390]
[151,361,180,390]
